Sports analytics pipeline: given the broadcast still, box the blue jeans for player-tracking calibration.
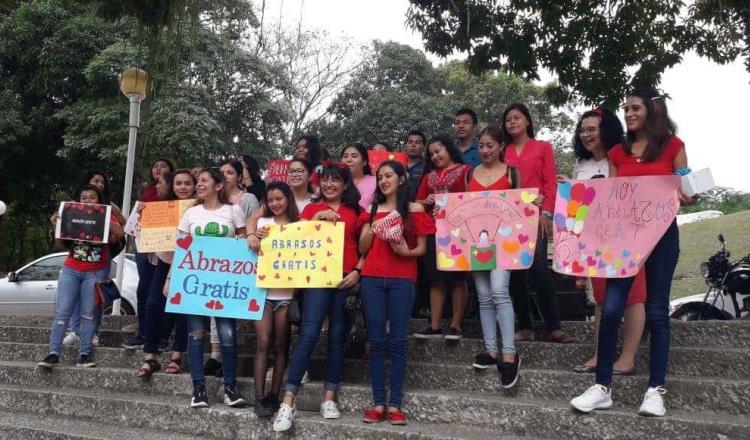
[283,288,348,396]
[49,266,109,356]
[361,277,415,408]
[68,301,103,334]
[135,252,155,335]
[472,270,515,355]
[596,221,679,387]
[187,315,237,388]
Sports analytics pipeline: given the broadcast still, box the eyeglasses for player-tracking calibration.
[578,127,599,135]
[287,168,306,176]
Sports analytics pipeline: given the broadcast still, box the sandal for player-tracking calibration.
[164,358,182,374]
[547,330,575,344]
[137,359,161,379]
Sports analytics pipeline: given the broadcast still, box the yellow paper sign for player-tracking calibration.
[256,221,344,288]
[138,199,194,252]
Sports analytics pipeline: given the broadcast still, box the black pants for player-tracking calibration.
[510,232,561,332]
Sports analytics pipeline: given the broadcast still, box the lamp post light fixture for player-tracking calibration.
[113,67,148,315]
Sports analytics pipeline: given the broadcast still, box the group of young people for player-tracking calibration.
[36,86,694,430]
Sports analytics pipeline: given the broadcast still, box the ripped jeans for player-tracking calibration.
[187,315,237,388]
[48,265,109,357]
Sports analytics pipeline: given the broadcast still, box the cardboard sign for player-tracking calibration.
[368,151,408,175]
[257,221,344,288]
[138,199,194,252]
[166,234,266,319]
[552,176,680,278]
[435,189,540,271]
[267,160,290,183]
[55,202,111,243]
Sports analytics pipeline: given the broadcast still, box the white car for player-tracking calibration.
[0,252,139,315]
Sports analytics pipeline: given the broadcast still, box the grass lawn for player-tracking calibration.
[672,210,750,299]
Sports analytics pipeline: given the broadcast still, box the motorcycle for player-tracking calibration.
[670,234,750,320]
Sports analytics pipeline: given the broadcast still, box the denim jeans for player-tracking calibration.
[283,288,348,396]
[510,231,561,332]
[68,300,103,334]
[596,221,679,387]
[143,259,174,354]
[135,252,156,335]
[187,315,237,387]
[361,277,415,408]
[472,269,515,355]
[49,265,109,356]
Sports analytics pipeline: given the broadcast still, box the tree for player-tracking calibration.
[406,0,749,106]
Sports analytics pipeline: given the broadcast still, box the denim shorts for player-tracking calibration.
[265,299,292,312]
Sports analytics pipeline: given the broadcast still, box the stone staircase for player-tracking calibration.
[0,314,748,439]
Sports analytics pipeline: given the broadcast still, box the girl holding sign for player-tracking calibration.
[273,164,364,433]
[358,161,433,425]
[177,168,247,409]
[570,88,695,417]
[247,182,299,417]
[341,143,376,208]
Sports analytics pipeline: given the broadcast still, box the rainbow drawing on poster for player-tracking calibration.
[435,189,539,271]
[552,175,680,278]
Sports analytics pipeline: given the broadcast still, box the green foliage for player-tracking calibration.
[680,187,750,215]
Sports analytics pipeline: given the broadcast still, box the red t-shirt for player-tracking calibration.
[301,201,361,274]
[415,164,471,200]
[467,171,511,191]
[64,214,118,272]
[608,136,684,177]
[358,211,435,281]
[139,185,160,202]
[503,139,556,212]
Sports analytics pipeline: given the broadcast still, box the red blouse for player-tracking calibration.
[415,164,471,200]
[609,136,684,177]
[139,185,160,203]
[301,201,361,274]
[503,139,556,212]
[467,171,511,191]
[358,211,435,281]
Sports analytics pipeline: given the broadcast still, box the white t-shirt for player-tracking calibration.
[295,196,312,213]
[257,217,295,300]
[178,204,246,237]
[573,158,610,180]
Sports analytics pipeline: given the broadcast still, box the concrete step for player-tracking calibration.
[0,381,747,440]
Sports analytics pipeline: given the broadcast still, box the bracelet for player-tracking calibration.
[352,267,362,274]
[674,167,691,176]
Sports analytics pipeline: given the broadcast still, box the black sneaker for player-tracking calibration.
[204,358,223,377]
[76,354,96,368]
[472,352,496,369]
[499,354,521,389]
[266,393,281,412]
[223,385,247,407]
[413,326,443,339]
[38,353,59,369]
[191,385,209,408]
[121,335,145,350]
[254,395,275,418]
[444,327,463,341]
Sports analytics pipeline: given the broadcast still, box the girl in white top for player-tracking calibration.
[247,181,299,416]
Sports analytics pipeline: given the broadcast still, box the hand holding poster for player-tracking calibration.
[138,199,194,252]
[257,221,344,288]
[267,160,290,183]
[435,189,539,271]
[55,202,112,243]
[166,234,266,319]
[552,176,680,278]
[368,151,408,175]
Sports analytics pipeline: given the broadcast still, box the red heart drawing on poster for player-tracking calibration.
[450,244,462,256]
[170,292,182,305]
[176,236,193,250]
[435,209,446,220]
[571,261,585,273]
[248,299,260,312]
[315,224,321,231]
[205,300,216,309]
[518,234,529,244]
[214,300,224,310]
[309,251,316,256]
[475,250,493,263]
[258,274,266,280]
[524,207,535,217]
[274,273,280,279]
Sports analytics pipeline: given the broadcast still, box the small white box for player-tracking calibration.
[681,168,715,197]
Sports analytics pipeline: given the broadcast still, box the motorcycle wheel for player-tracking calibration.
[670,302,732,321]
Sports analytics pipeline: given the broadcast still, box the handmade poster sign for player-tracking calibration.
[257,221,344,288]
[267,160,290,183]
[138,199,194,252]
[55,202,112,243]
[435,189,539,271]
[166,234,266,319]
[552,176,680,278]
[368,151,408,175]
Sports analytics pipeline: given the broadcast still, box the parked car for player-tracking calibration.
[0,252,139,315]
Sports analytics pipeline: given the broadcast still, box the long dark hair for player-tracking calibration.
[219,159,244,190]
[573,108,624,160]
[624,87,677,162]
[341,143,372,175]
[501,103,535,144]
[81,170,112,205]
[262,181,299,222]
[314,164,361,214]
[167,169,197,200]
[240,154,262,182]
[424,134,465,174]
[149,157,176,185]
[297,135,322,166]
[196,168,231,206]
[289,158,314,194]
[478,125,506,162]
[369,160,411,227]
[76,184,103,204]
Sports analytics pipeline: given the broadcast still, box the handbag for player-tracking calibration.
[370,210,404,243]
[94,279,122,306]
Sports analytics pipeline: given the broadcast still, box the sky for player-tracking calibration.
[263,0,750,191]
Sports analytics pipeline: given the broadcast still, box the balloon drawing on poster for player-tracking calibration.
[552,176,680,278]
[435,189,539,271]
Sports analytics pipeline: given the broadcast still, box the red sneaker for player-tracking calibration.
[361,408,386,423]
[387,408,407,425]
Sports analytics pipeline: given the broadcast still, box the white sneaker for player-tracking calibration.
[320,400,341,419]
[62,332,79,346]
[570,384,613,413]
[120,323,138,333]
[638,386,667,417]
[272,402,296,432]
[92,334,99,347]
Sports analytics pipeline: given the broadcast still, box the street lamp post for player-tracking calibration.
[113,67,148,315]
